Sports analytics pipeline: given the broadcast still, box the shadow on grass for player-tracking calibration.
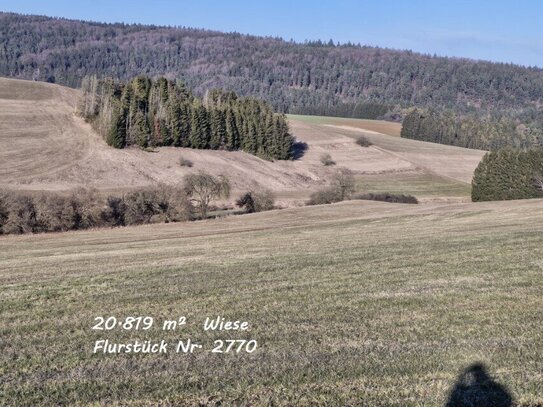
[446,362,513,407]
[291,140,308,160]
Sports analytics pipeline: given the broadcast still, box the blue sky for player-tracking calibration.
[2,0,542,67]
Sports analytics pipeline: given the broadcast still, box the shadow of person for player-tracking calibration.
[446,362,513,407]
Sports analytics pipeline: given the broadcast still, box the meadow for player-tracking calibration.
[1,78,483,207]
[1,199,542,406]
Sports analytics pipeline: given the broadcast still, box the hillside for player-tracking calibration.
[2,12,543,117]
[1,198,542,405]
[0,78,484,203]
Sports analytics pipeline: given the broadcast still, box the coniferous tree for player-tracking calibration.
[472,148,543,201]
[168,103,183,146]
[78,75,294,159]
[132,110,150,148]
[179,103,191,147]
[106,105,126,148]
[225,108,239,151]
[209,108,225,149]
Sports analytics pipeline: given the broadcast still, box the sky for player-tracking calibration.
[1,0,543,67]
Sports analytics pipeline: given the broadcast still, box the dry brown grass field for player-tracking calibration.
[0,78,484,205]
[1,199,543,405]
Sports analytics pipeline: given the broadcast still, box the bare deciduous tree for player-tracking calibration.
[331,167,356,201]
[183,172,231,219]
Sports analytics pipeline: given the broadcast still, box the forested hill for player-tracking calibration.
[2,12,543,117]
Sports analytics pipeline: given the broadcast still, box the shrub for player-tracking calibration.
[122,189,158,225]
[320,153,336,166]
[252,189,275,212]
[236,189,275,213]
[184,172,231,219]
[331,168,356,201]
[236,193,255,212]
[69,188,104,230]
[179,157,193,167]
[2,194,39,234]
[0,191,9,234]
[155,185,193,223]
[307,168,356,206]
[355,136,372,147]
[122,185,192,225]
[34,194,71,232]
[353,193,418,204]
[101,196,127,227]
[307,188,342,205]
[0,186,193,235]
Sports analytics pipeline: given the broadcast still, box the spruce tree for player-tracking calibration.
[168,103,182,146]
[132,110,150,148]
[209,108,225,149]
[106,105,126,149]
[225,108,239,150]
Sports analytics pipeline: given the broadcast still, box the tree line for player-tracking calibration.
[79,76,294,160]
[401,108,543,150]
[0,186,191,235]
[3,12,543,120]
[472,149,543,201]
[0,173,277,236]
[5,12,543,150]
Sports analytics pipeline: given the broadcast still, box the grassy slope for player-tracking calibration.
[288,116,484,200]
[1,199,542,406]
[355,172,472,198]
[0,78,328,200]
[1,78,484,204]
[286,114,403,137]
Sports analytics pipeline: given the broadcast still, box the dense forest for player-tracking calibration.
[2,12,543,119]
[3,12,543,150]
[472,149,543,201]
[401,108,543,150]
[79,76,294,159]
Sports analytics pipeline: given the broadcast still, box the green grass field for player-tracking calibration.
[1,199,542,406]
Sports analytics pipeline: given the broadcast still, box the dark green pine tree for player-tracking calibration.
[168,103,183,146]
[225,108,239,150]
[189,104,210,149]
[277,116,293,160]
[106,105,127,148]
[189,105,200,148]
[400,109,422,139]
[131,76,151,111]
[244,120,257,154]
[197,105,211,148]
[157,77,169,103]
[175,80,191,102]
[209,108,225,149]
[179,103,191,147]
[263,114,276,158]
[132,109,150,148]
